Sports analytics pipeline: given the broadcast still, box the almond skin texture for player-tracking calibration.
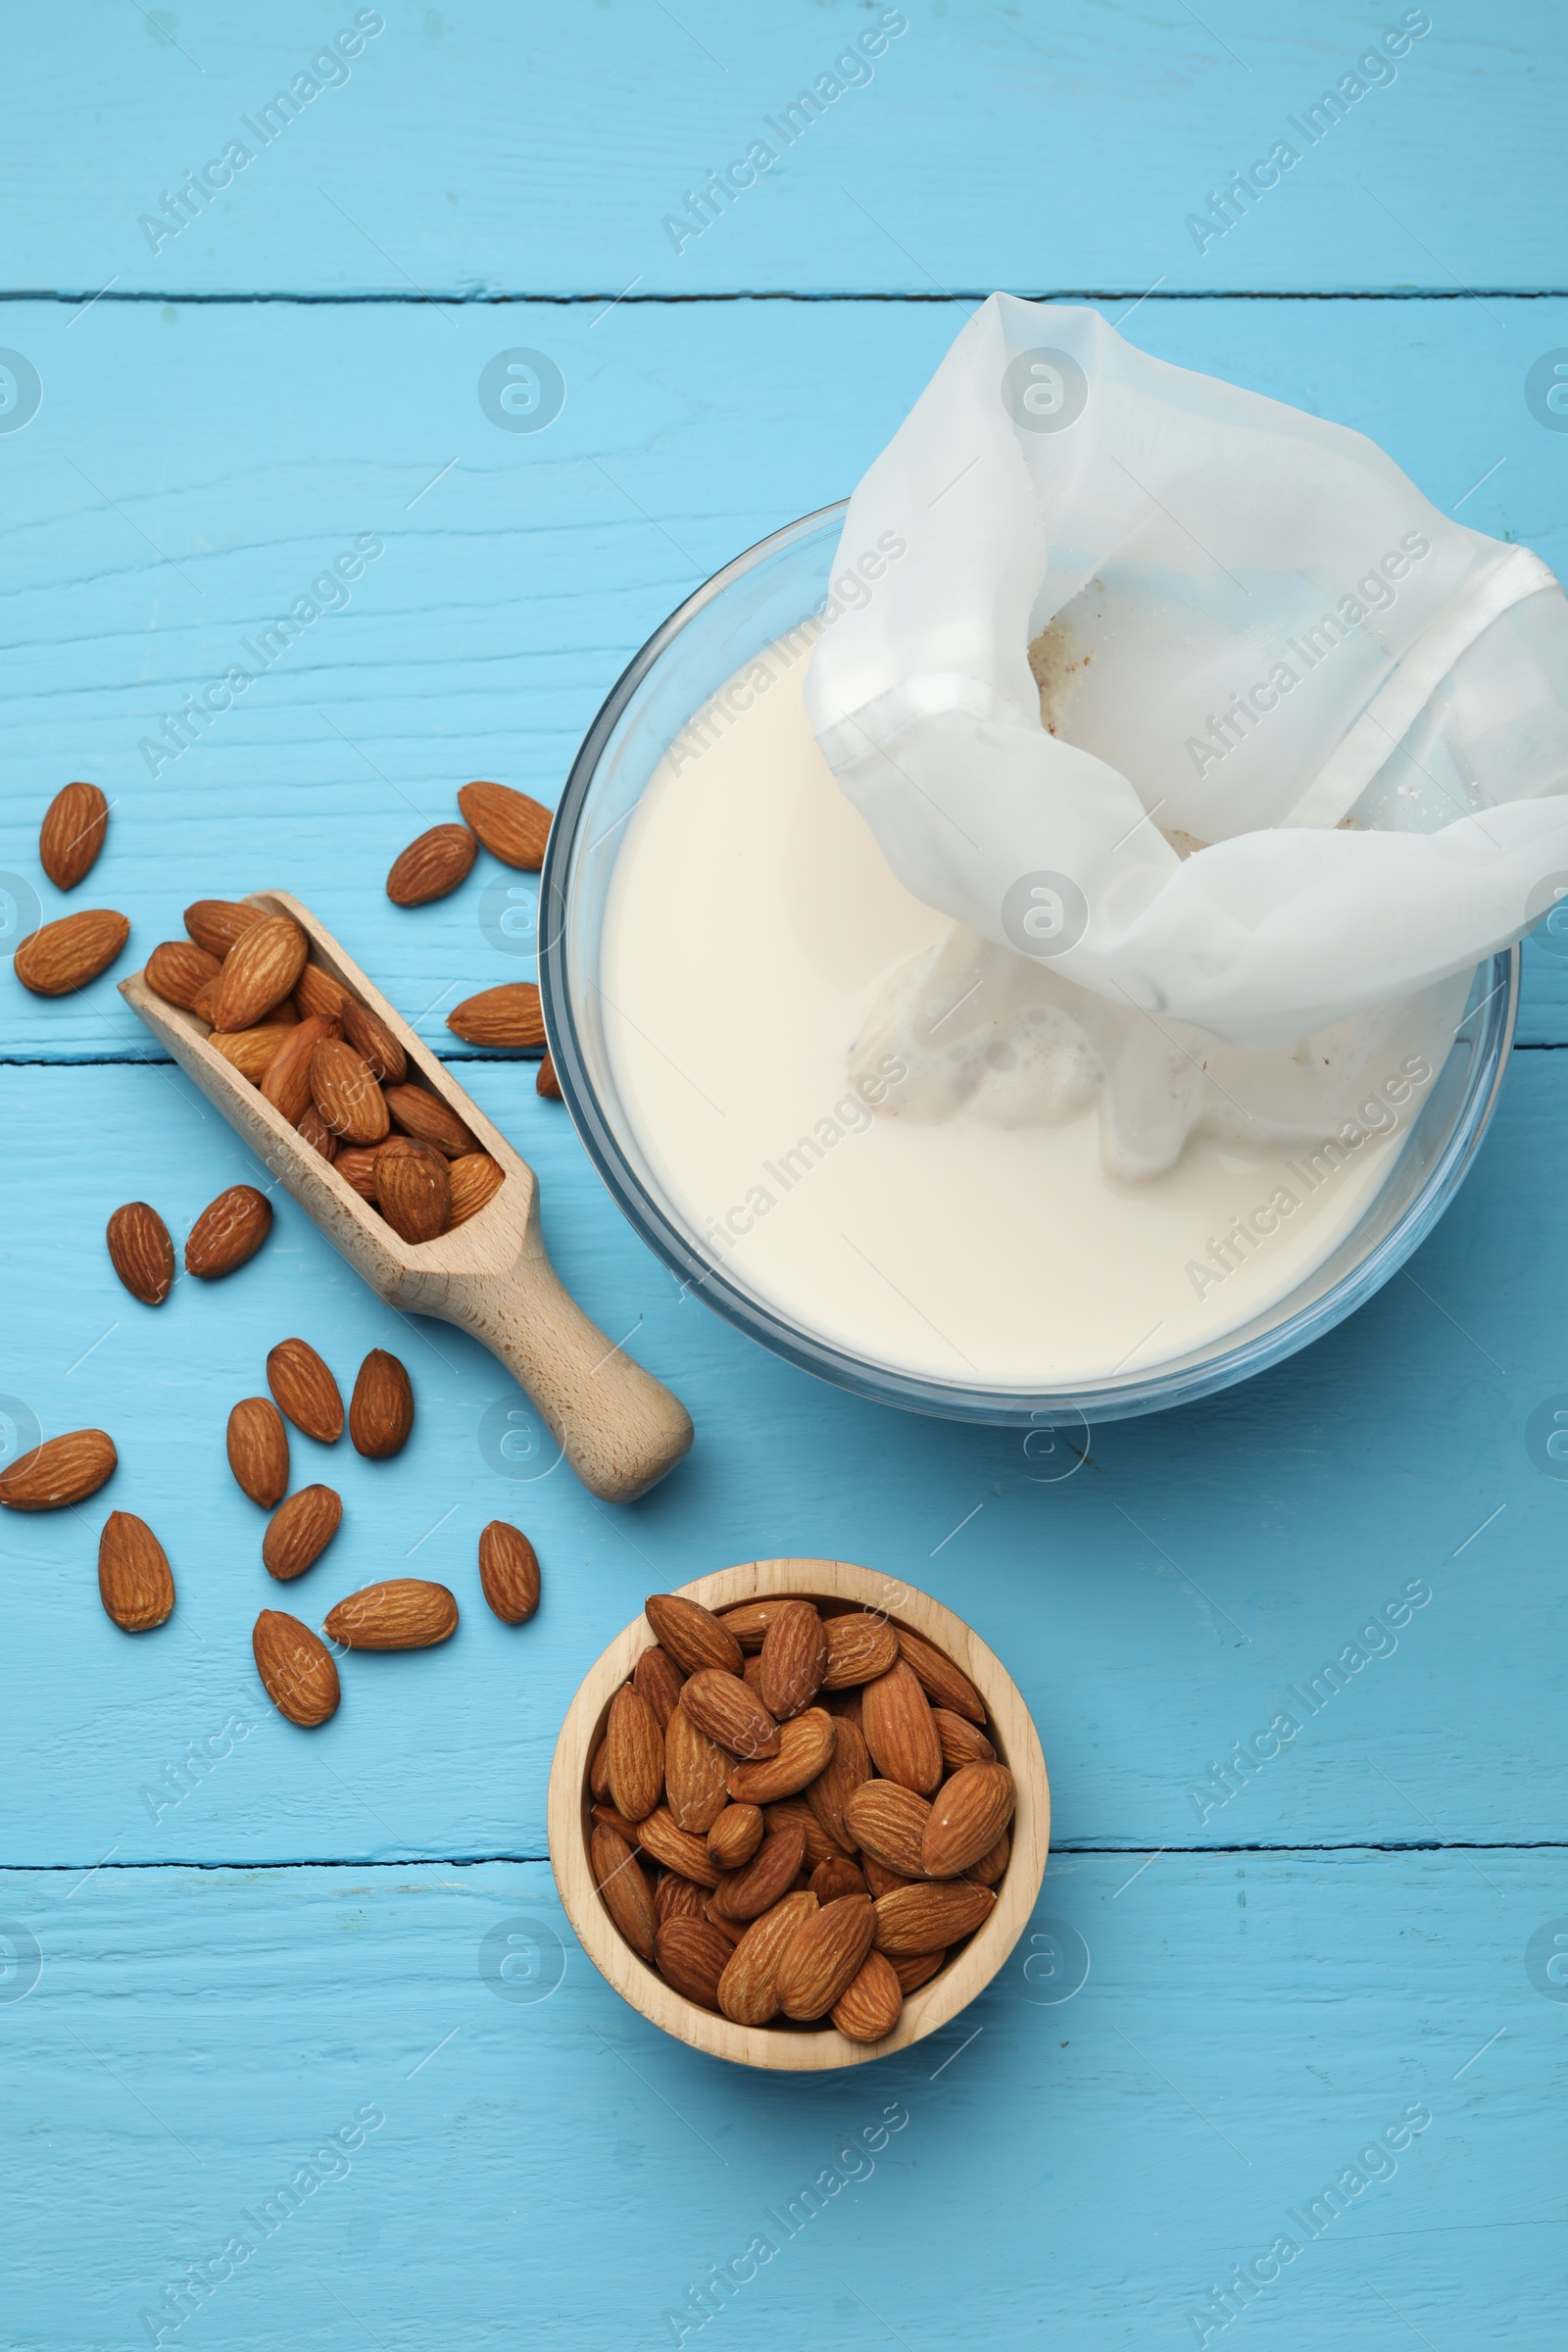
[655,1873,707,1927]
[762,1798,844,1873]
[536,1051,562,1100]
[296,1105,339,1162]
[324,1578,458,1650]
[185,1185,271,1279]
[293,964,349,1024]
[832,1948,904,2041]
[892,1947,948,1994]
[349,1349,414,1458]
[716,1600,786,1652]
[631,1643,683,1727]
[387,822,477,906]
[447,1152,506,1227]
[261,1014,341,1126]
[606,1685,664,1824]
[934,1709,997,1770]
[185,899,266,958]
[861,1659,944,1795]
[106,1201,175,1305]
[810,1855,869,1905]
[680,1668,781,1762]
[644,1592,744,1678]
[145,939,221,1010]
[636,1807,722,1889]
[725,1708,836,1805]
[208,914,308,1031]
[265,1339,344,1444]
[716,1892,819,2026]
[776,1891,877,2020]
[964,1831,1011,1886]
[654,1917,732,2011]
[759,1598,829,1722]
[822,1611,901,1689]
[253,1609,339,1728]
[589,1740,612,1801]
[446,983,546,1050]
[382,1083,476,1158]
[921,1763,1018,1880]
[0,1429,117,1511]
[664,1704,732,1836]
[334,1146,379,1199]
[707,1804,764,1872]
[210,1024,291,1084]
[39,782,109,889]
[227,1396,289,1508]
[844,1781,933,1880]
[457,779,552,868]
[872,1880,997,1957]
[807,1713,870,1855]
[899,1627,986,1723]
[477,1520,540,1623]
[862,1857,914,1900]
[592,1824,657,1962]
[710,1821,808,1922]
[262,1485,342,1581]
[311,1039,390,1146]
[97,1511,173,1631]
[15,908,129,996]
[593,1802,647,1847]
[373,1136,452,1243]
[340,996,406,1085]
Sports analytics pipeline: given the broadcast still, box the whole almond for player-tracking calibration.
[262,1484,342,1581]
[297,1105,339,1162]
[964,1831,1011,1886]
[654,1917,732,2010]
[707,1804,764,1872]
[311,1039,390,1145]
[97,1510,173,1631]
[448,1152,506,1226]
[725,1708,836,1805]
[807,1713,870,1854]
[373,1136,452,1244]
[606,1685,664,1823]
[0,1429,117,1511]
[776,1892,876,2020]
[210,1024,291,1084]
[457,779,552,868]
[293,964,349,1024]
[266,1338,344,1444]
[844,1781,932,1879]
[537,1051,562,1100]
[645,1592,744,1677]
[334,1146,379,1199]
[862,1857,914,1900]
[892,1947,948,1994]
[832,1949,904,2042]
[934,1709,997,1769]
[208,914,308,1031]
[664,1703,731,1835]
[477,1520,540,1623]
[636,1806,721,1888]
[184,899,266,958]
[872,1880,997,1957]
[446,983,545,1050]
[324,1578,458,1649]
[227,1396,289,1507]
[861,1659,943,1794]
[106,1201,175,1305]
[759,1598,828,1722]
[810,1854,869,1905]
[340,996,406,1084]
[15,908,129,996]
[655,1873,707,1927]
[185,1185,271,1279]
[762,1798,843,1872]
[39,782,109,889]
[716,1890,818,2026]
[593,1824,657,1961]
[710,1820,807,1922]
[349,1349,414,1457]
[386,822,477,906]
[253,1608,339,1727]
[899,1627,985,1723]
[631,1643,683,1727]
[716,1600,786,1652]
[145,939,221,1010]
[261,1014,341,1125]
[589,1740,612,1801]
[680,1668,780,1762]
[822,1611,900,1689]
[382,1083,476,1159]
[922,1764,1016,1880]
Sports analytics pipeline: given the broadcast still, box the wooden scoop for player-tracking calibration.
[121,891,693,1504]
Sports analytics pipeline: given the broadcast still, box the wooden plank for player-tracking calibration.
[2,292,1566,1057]
[1,1045,1563,1867]
[4,2,1563,297]
[0,1851,1558,2346]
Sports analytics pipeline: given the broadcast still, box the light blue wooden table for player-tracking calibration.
[3,7,1565,2345]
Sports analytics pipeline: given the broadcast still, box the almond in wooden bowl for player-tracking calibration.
[548,1559,1048,2071]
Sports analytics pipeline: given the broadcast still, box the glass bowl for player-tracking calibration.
[538,504,1519,1427]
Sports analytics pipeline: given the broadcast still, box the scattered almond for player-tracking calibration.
[253,1608,339,1727]
[39,782,110,890]
[323,1578,458,1650]
[227,1396,289,1508]
[15,908,129,996]
[265,1338,343,1444]
[644,1592,744,1678]
[106,1201,174,1305]
[262,1485,342,1581]
[386,822,477,906]
[185,1184,271,1279]
[207,914,308,1032]
[97,1510,174,1631]
[0,1429,117,1511]
[477,1520,540,1623]
[446,983,545,1050]
[457,779,552,868]
[145,939,221,1010]
[348,1348,414,1457]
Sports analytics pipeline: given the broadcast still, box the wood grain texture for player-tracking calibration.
[549,1559,1049,2069]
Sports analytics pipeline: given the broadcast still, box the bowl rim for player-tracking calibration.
[546,1559,1051,2072]
[539,503,1521,1424]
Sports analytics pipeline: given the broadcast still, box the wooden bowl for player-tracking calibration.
[548,1558,1050,2070]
